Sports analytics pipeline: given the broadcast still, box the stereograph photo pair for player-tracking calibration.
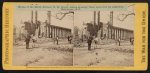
[2,2,148,70]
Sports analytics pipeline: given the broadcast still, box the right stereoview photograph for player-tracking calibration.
[73,8,134,66]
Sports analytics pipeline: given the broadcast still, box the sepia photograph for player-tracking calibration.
[73,10,134,66]
[13,10,74,66]
[13,4,134,66]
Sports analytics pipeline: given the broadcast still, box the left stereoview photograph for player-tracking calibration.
[2,2,148,70]
[13,9,73,66]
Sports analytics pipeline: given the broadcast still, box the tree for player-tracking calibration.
[86,23,102,37]
[86,23,95,36]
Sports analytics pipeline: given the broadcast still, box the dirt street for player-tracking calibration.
[13,39,73,66]
[73,42,134,66]
[13,39,133,66]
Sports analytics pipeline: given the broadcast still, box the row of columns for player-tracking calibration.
[32,10,71,39]
[107,26,133,40]
[44,26,71,38]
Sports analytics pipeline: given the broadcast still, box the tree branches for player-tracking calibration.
[55,11,74,20]
[117,13,135,21]
[117,4,135,21]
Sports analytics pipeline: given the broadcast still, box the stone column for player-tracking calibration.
[62,29,63,38]
[53,27,55,38]
[120,29,121,39]
[51,26,53,38]
[117,29,119,39]
[56,28,57,37]
[122,29,124,40]
[58,28,59,37]
[107,26,109,39]
[55,27,56,38]
[121,30,123,40]
[49,26,51,38]
[47,26,49,37]
[115,28,116,39]
[112,28,115,39]
[124,31,126,40]
[110,27,112,39]
[119,29,121,39]
[56,28,58,37]
[60,29,61,38]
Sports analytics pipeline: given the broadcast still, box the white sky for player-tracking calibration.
[14,6,134,31]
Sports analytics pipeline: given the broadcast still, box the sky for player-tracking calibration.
[14,4,134,31]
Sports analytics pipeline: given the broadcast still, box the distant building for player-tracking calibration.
[84,22,133,40]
